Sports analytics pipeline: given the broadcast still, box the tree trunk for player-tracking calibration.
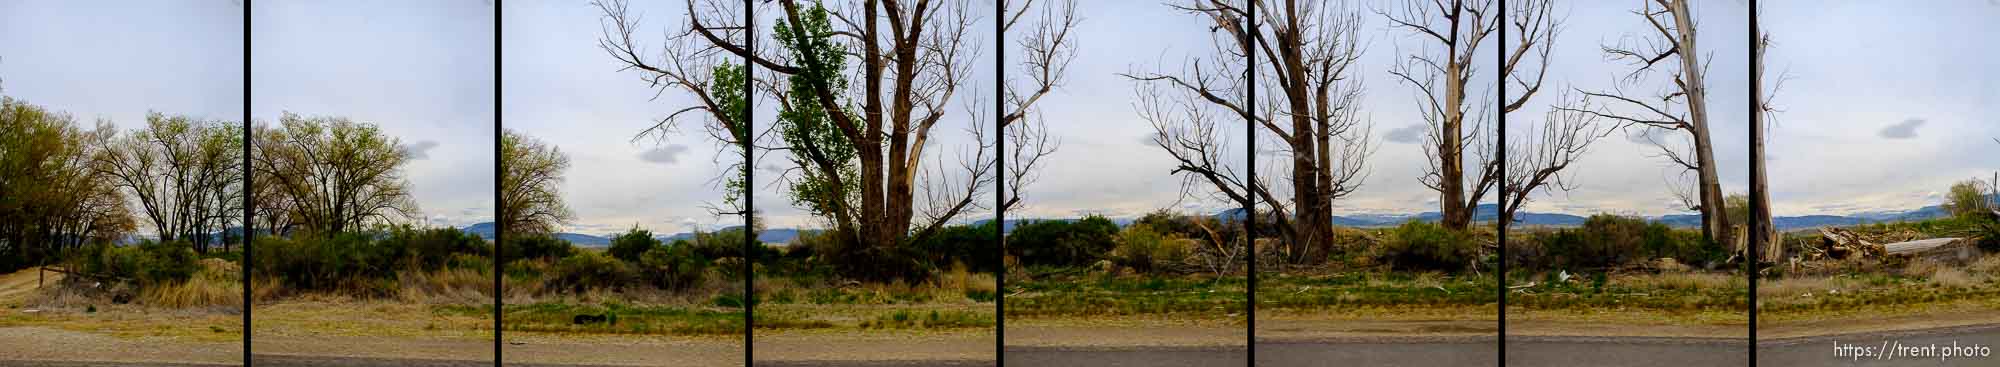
[1671,0,1730,247]
[1438,31,1470,232]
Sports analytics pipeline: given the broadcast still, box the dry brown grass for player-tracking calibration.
[397,266,492,304]
[1931,268,1980,288]
[1759,276,1842,300]
[1626,271,1737,292]
[1969,254,2000,275]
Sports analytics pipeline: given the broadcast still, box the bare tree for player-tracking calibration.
[1380,0,1604,231]
[1559,0,1729,245]
[1380,0,1494,232]
[1749,8,1790,261]
[593,0,1072,277]
[1493,1,1612,229]
[1129,0,1376,264]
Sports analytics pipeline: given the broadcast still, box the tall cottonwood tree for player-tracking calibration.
[250,113,417,236]
[1130,0,1375,263]
[1748,7,1791,261]
[594,0,1072,273]
[1380,0,1605,231]
[1562,0,1730,245]
[0,97,134,268]
[95,113,242,253]
[499,130,574,237]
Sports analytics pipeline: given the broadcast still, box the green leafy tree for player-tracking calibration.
[97,112,242,253]
[499,130,573,237]
[596,0,1075,281]
[0,97,134,269]
[251,113,415,235]
[1944,179,1995,220]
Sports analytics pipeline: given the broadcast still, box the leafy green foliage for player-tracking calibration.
[547,251,636,293]
[247,227,492,295]
[504,234,576,263]
[1008,215,1119,267]
[1520,215,1720,271]
[768,3,859,222]
[608,227,661,263]
[1945,179,1997,220]
[637,245,708,291]
[1376,221,1476,271]
[910,222,1001,274]
[1111,224,1182,274]
[380,226,488,270]
[499,130,575,236]
[77,240,197,287]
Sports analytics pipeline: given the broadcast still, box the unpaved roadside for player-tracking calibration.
[0,267,58,302]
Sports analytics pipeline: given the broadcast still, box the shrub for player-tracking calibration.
[637,245,707,291]
[250,232,404,292]
[1007,215,1119,267]
[382,226,488,270]
[546,251,636,293]
[608,227,661,263]
[78,240,197,287]
[1376,221,1475,271]
[1112,224,1181,273]
[505,234,575,262]
[1974,220,2000,253]
[910,222,1000,274]
[1529,215,1724,270]
[1133,210,1213,239]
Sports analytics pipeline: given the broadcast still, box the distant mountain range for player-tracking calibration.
[457,198,1969,247]
[460,222,809,247]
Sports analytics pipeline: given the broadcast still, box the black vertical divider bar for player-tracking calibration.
[742,1,757,365]
[494,2,505,365]
[241,0,253,364]
[1495,1,1508,366]
[994,0,1008,365]
[1747,1,1761,365]
[1242,1,1257,365]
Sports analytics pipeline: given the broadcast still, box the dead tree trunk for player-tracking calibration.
[1565,0,1730,245]
[1130,0,1373,264]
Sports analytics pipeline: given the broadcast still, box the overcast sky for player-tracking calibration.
[501,0,2000,233]
[503,1,741,235]
[252,0,494,228]
[10,1,1990,236]
[1759,1,2000,216]
[0,1,242,139]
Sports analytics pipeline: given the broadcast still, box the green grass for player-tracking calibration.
[1258,272,1496,309]
[1006,273,1246,318]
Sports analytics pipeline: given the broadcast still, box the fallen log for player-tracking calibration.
[1883,237,1979,264]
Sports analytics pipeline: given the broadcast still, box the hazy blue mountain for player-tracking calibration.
[508,195,1971,248]
[462,222,496,239]
[459,222,612,247]
[659,226,811,244]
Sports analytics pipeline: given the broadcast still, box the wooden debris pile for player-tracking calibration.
[1814,227,1978,264]
[1814,228,1884,260]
